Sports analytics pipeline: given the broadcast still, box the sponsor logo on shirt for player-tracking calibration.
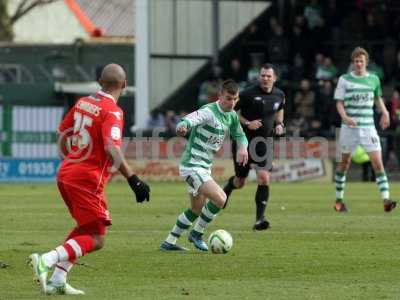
[208,135,223,146]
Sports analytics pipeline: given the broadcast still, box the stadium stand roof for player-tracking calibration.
[67,0,135,37]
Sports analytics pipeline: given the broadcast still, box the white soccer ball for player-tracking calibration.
[208,229,233,254]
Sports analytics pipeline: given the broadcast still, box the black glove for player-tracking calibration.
[127,175,150,203]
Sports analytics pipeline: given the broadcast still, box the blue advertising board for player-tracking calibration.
[0,159,61,182]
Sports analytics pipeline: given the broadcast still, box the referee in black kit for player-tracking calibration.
[223,63,285,230]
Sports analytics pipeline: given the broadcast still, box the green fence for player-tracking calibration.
[0,104,63,158]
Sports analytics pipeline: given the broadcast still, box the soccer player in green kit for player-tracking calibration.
[334,47,396,212]
[160,79,248,251]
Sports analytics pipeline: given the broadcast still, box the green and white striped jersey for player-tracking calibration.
[334,72,381,128]
[179,101,248,170]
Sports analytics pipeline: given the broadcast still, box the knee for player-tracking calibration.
[93,235,105,250]
[370,158,384,172]
[338,159,351,171]
[234,177,246,189]
[215,190,227,209]
[257,173,270,185]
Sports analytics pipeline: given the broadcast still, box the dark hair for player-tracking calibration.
[220,79,239,94]
[260,63,276,74]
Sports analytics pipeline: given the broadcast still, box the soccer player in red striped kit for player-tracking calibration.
[28,64,150,295]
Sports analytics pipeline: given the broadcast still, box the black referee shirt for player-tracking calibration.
[235,85,285,138]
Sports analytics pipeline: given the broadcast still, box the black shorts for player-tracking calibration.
[231,137,273,178]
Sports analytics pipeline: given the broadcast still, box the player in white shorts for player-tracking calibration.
[160,80,248,251]
[333,47,396,212]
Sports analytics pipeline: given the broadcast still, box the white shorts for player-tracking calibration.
[339,126,381,154]
[179,166,212,196]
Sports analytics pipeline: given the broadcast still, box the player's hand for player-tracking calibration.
[343,116,357,128]
[176,124,188,136]
[236,146,248,166]
[127,175,150,203]
[275,123,285,136]
[247,119,262,130]
[379,112,390,130]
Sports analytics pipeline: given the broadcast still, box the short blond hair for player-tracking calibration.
[351,47,369,63]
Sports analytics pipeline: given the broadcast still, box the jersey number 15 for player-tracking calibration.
[72,111,93,149]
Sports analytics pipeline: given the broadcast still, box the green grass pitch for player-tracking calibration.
[1,182,399,299]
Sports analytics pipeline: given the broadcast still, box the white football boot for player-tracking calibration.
[45,281,85,295]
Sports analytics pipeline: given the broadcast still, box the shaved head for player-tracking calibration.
[99,63,126,91]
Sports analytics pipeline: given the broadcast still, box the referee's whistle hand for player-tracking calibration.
[248,120,262,130]
[275,124,284,135]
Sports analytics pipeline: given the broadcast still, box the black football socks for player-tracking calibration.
[255,185,269,221]
[223,176,236,208]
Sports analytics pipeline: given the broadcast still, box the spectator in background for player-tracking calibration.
[313,53,325,76]
[290,24,311,63]
[364,12,385,60]
[165,110,179,138]
[390,87,400,166]
[198,66,223,107]
[315,56,338,84]
[241,22,265,58]
[224,58,247,86]
[390,87,400,129]
[291,53,309,82]
[391,50,400,85]
[324,0,342,41]
[304,0,323,31]
[292,79,317,136]
[247,53,263,83]
[316,80,340,136]
[382,41,397,81]
[294,14,308,33]
[266,24,289,79]
[368,60,384,81]
[147,109,165,129]
[364,12,384,41]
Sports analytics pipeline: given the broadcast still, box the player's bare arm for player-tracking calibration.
[106,144,150,203]
[105,144,133,178]
[274,109,285,136]
[374,97,390,129]
[336,100,357,127]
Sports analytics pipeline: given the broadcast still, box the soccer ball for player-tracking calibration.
[208,229,233,254]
